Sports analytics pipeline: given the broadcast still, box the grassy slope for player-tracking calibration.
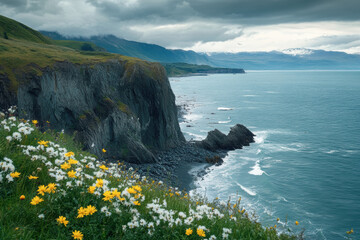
[0,114,297,240]
[50,40,106,52]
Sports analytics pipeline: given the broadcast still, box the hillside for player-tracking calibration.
[0,15,50,44]
[40,31,212,65]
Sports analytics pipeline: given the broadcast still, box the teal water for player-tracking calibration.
[170,71,360,240]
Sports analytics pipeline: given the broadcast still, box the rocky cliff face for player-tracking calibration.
[3,59,185,163]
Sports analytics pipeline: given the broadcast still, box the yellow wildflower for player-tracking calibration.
[112,189,121,199]
[85,205,97,215]
[10,172,20,178]
[56,216,69,227]
[346,229,354,234]
[20,195,25,200]
[133,201,141,206]
[197,228,206,237]
[30,196,44,205]
[85,165,89,168]
[77,207,86,218]
[88,186,96,194]
[127,187,137,194]
[277,218,280,221]
[102,148,106,153]
[32,120,38,125]
[95,179,103,188]
[67,170,77,178]
[67,159,78,165]
[61,162,71,170]
[295,221,299,226]
[64,152,75,157]
[185,228,193,235]
[37,140,49,147]
[46,183,56,193]
[72,230,83,240]
[37,185,47,195]
[133,185,142,192]
[102,191,114,202]
[28,175,39,180]
[99,165,108,170]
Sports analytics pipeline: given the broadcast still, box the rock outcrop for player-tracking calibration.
[196,124,255,152]
[3,59,185,163]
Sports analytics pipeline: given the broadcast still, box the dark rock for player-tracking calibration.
[196,124,255,151]
[2,59,185,163]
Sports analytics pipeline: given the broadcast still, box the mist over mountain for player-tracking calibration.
[41,31,360,70]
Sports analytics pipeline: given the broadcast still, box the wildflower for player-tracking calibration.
[20,195,25,200]
[46,183,56,193]
[30,196,44,205]
[37,185,47,195]
[185,228,193,235]
[72,230,83,240]
[28,175,39,180]
[67,159,78,165]
[197,228,206,237]
[38,214,45,219]
[85,205,97,215]
[64,152,75,157]
[77,207,87,218]
[38,140,49,147]
[99,165,108,170]
[127,187,137,194]
[102,148,106,153]
[133,201,141,206]
[61,162,71,170]
[295,221,299,225]
[112,189,121,199]
[103,191,114,202]
[95,179,103,188]
[133,185,142,192]
[10,172,20,178]
[346,229,354,234]
[277,218,280,221]
[56,216,69,227]
[32,120,38,125]
[67,170,77,178]
[88,186,96,194]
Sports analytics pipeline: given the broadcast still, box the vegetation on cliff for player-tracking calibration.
[0,108,297,239]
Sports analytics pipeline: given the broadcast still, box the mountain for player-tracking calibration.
[0,15,185,164]
[40,31,212,65]
[207,49,360,70]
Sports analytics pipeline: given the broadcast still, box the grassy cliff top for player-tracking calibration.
[0,15,162,93]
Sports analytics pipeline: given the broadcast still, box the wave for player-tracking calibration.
[243,95,257,97]
[217,107,233,111]
[184,131,206,141]
[325,150,338,154]
[248,160,265,176]
[236,183,256,196]
[218,120,232,124]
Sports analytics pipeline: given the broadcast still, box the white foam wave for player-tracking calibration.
[184,113,202,122]
[184,132,206,141]
[326,150,338,154]
[248,161,265,176]
[237,183,256,196]
[256,149,262,155]
[217,107,233,111]
[243,95,257,97]
[218,120,232,124]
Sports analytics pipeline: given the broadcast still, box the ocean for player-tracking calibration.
[170,71,360,240]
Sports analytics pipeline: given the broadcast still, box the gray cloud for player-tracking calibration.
[0,0,360,51]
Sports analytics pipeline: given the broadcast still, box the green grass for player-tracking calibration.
[51,40,106,52]
[0,113,299,240]
[0,15,50,44]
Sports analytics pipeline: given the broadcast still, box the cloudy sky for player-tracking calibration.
[1,0,360,53]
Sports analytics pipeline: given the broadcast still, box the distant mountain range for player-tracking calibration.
[41,31,360,70]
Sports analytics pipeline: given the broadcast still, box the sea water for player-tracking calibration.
[170,71,360,240]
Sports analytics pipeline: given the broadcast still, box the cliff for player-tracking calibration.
[1,59,185,163]
[0,15,185,163]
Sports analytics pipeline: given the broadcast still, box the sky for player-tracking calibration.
[1,0,360,53]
